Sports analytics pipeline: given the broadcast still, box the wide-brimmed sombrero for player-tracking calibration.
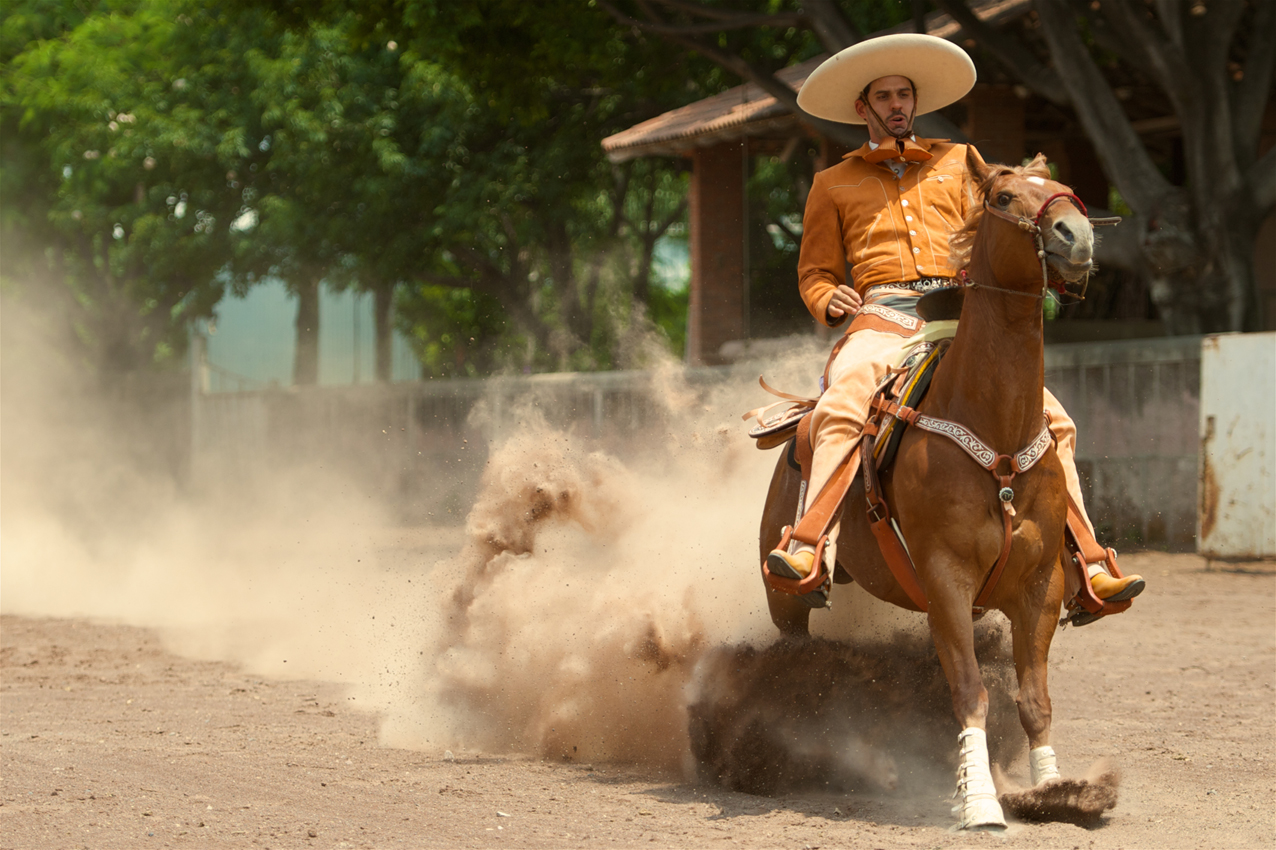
[798,34,976,125]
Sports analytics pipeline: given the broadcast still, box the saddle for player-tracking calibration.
[746,291,1133,624]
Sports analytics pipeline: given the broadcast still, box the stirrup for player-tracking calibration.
[1062,547,1136,627]
[762,527,831,608]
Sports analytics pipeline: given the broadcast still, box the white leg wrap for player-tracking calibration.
[1029,745,1060,786]
[953,727,1006,829]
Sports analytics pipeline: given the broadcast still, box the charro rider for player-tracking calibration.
[766,33,1145,614]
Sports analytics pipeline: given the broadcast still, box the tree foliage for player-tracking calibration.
[2,0,270,373]
[3,0,726,380]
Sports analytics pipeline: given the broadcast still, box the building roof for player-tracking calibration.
[602,0,1032,162]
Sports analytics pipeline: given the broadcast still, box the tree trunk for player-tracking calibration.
[373,282,394,382]
[1032,0,1267,333]
[293,272,320,386]
[546,218,587,361]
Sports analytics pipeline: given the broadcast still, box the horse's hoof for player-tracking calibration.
[953,796,1007,830]
[1029,745,1060,786]
[952,790,1007,829]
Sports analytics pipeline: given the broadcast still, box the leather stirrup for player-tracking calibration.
[1062,493,1132,621]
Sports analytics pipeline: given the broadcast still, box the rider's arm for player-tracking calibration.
[797,169,853,328]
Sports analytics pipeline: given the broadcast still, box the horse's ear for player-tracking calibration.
[965,145,991,184]
[1024,153,1051,179]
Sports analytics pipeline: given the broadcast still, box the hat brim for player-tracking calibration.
[797,34,976,125]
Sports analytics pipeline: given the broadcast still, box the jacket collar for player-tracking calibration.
[846,136,946,164]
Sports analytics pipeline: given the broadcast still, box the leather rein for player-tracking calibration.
[962,192,1120,304]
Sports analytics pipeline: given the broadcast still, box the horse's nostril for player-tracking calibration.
[1054,222,1075,244]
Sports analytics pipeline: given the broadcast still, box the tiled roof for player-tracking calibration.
[602,0,1032,162]
[602,59,817,162]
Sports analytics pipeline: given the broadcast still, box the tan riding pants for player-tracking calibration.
[804,325,1096,539]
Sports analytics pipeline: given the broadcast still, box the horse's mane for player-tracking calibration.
[948,155,1053,270]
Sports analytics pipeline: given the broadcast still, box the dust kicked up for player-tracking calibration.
[2,297,1028,799]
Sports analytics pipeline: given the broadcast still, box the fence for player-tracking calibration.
[1044,336,1202,548]
[190,337,1203,546]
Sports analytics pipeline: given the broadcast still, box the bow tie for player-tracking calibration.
[863,138,933,164]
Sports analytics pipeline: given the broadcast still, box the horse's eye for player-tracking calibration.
[997,192,1012,207]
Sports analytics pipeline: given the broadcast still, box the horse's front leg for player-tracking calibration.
[925,570,1007,830]
[1004,553,1068,786]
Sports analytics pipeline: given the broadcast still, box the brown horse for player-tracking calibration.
[759,151,1095,828]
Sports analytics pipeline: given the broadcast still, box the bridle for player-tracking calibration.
[962,191,1121,304]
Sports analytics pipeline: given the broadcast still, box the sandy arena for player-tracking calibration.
[3,301,1273,848]
[3,551,1272,849]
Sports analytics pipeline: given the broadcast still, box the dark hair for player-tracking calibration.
[857,76,917,104]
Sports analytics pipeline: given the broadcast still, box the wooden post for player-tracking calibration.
[687,141,746,365]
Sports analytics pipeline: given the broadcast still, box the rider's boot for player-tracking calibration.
[1089,566,1144,602]
[767,545,816,579]
[1066,500,1145,626]
[766,544,828,608]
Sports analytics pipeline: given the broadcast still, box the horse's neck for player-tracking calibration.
[929,251,1045,451]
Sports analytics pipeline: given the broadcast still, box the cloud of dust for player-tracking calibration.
[2,289,1023,796]
[380,342,827,770]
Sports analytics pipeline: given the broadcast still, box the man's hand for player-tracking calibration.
[825,285,863,322]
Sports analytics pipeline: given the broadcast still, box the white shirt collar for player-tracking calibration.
[868,135,917,150]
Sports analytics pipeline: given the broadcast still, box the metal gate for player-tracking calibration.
[1198,332,1276,559]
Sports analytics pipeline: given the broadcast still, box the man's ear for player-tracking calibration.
[853,97,868,122]
[965,145,991,184]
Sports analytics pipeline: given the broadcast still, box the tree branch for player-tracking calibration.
[645,0,794,24]
[1153,0,1185,51]
[1034,0,1173,212]
[1249,143,1276,217]
[1234,0,1276,161]
[770,214,801,245]
[801,0,861,52]
[652,196,688,240]
[1096,0,1194,118]
[932,0,1068,105]
[607,1,805,35]
[911,0,927,35]
[600,0,864,147]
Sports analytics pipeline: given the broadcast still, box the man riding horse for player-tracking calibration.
[767,33,1145,617]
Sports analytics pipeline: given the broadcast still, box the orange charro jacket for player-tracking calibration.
[798,137,976,326]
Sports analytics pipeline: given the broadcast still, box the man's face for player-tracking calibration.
[854,75,916,142]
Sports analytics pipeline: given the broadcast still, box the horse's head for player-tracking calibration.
[963,149,1094,286]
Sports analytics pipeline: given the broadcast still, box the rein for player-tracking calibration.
[962,192,1118,304]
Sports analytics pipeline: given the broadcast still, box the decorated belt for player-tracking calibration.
[864,277,956,296]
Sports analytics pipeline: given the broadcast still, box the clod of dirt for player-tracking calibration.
[686,626,1023,797]
[1000,763,1120,825]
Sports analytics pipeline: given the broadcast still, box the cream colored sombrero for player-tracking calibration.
[798,34,976,124]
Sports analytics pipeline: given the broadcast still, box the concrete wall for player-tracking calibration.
[1045,336,1201,549]
[191,339,1204,545]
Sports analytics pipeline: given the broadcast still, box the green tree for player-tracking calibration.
[2,0,272,375]
[244,0,713,372]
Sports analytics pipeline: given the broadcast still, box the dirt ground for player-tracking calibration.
[2,551,1273,849]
